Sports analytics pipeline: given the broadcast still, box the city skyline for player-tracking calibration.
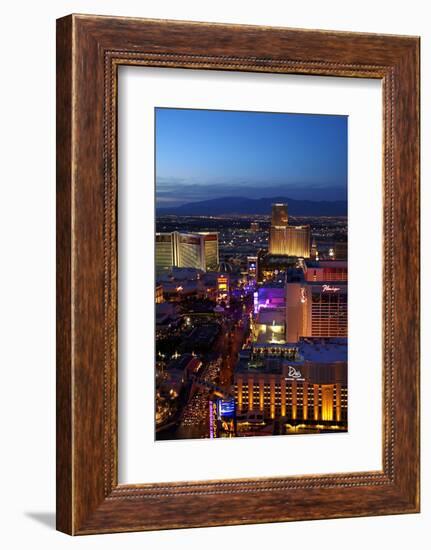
[156,108,348,207]
[155,202,348,440]
[155,108,348,441]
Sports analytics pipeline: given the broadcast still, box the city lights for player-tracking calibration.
[155,201,348,441]
[153,107,349,441]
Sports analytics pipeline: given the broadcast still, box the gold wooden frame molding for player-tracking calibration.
[56,14,420,534]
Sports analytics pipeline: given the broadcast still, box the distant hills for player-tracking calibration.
[157,196,347,217]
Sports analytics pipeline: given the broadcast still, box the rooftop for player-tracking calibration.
[256,308,285,325]
[299,338,348,363]
[235,338,347,374]
[258,281,285,289]
[305,260,348,269]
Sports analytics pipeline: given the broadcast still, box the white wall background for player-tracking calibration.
[0,1,427,548]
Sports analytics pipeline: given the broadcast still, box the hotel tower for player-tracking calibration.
[268,203,311,258]
[155,231,219,272]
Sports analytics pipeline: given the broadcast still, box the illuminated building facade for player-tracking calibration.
[269,203,288,255]
[269,226,287,255]
[268,203,311,258]
[155,233,174,271]
[247,256,257,279]
[217,274,230,305]
[252,284,287,341]
[285,225,311,257]
[177,233,204,269]
[234,339,347,430]
[304,260,348,282]
[201,232,219,270]
[155,231,219,272]
[285,282,308,343]
[256,284,286,310]
[216,397,236,437]
[253,308,286,344]
[272,203,289,226]
[309,283,347,337]
[285,281,348,342]
[155,284,164,304]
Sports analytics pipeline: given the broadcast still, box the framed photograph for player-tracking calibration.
[56,14,420,534]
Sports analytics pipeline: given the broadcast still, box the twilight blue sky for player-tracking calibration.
[155,108,347,207]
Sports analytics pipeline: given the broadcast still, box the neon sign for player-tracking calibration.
[288,366,302,378]
[322,284,340,293]
[285,366,305,381]
[300,287,307,303]
[217,397,235,419]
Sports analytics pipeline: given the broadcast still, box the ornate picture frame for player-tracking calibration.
[56,14,420,534]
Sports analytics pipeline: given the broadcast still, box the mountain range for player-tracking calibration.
[157,196,347,217]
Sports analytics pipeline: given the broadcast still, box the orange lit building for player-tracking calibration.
[155,284,164,304]
[268,203,311,258]
[234,339,347,432]
[285,280,347,342]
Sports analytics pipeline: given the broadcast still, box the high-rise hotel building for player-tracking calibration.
[234,339,347,428]
[272,203,289,226]
[269,203,288,255]
[285,281,348,342]
[202,232,219,270]
[155,231,219,272]
[268,203,311,258]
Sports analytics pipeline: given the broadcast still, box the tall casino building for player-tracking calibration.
[155,231,219,272]
[234,338,347,430]
[268,203,311,258]
[285,276,348,343]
